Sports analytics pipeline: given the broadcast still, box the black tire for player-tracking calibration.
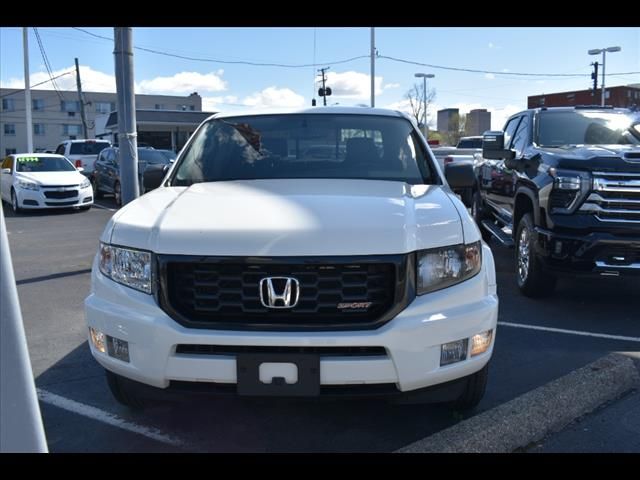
[515,213,557,298]
[451,362,489,411]
[105,370,147,410]
[10,188,21,214]
[91,175,103,199]
[114,181,122,207]
[471,190,493,242]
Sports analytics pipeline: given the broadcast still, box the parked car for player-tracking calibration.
[432,136,483,171]
[85,107,497,411]
[54,139,110,177]
[92,147,172,205]
[473,106,640,297]
[0,153,93,213]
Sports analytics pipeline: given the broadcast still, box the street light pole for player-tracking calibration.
[588,46,621,107]
[414,73,434,140]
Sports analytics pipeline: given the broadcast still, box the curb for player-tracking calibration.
[397,353,640,453]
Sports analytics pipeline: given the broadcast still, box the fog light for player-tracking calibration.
[471,330,493,357]
[89,327,106,353]
[440,339,468,366]
[107,336,130,363]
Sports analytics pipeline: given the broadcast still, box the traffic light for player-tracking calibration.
[318,87,332,98]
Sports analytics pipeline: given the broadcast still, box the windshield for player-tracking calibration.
[16,156,76,172]
[171,114,435,186]
[138,149,172,164]
[457,138,483,148]
[536,111,640,147]
[69,142,110,155]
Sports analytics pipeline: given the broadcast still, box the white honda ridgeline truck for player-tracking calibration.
[85,107,498,410]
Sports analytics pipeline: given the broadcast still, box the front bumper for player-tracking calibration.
[534,227,640,276]
[85,244,498,395]
[16,186,93,209]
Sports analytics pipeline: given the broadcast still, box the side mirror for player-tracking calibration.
[1,168,11,174]
[77,167,84,172]
[483,130,515,161]
[445,162,475,208]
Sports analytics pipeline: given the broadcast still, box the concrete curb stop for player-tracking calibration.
[397,353,640,453]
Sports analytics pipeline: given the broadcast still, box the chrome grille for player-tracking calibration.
[579,172,640,223]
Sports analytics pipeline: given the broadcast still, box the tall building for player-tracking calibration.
[465,109,491,136]
[0,88,203,155]
[437,108,459,135]
[527,84,640,109]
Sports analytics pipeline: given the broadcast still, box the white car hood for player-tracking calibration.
[16,171,85,186]
[109,179,465,256]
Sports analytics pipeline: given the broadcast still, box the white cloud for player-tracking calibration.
[485,73,495,80]
[202,95,239,111]
[2,65,116,92]
[324,71,384,99]
[383,82,400,89]
[242,87,305,108]
[137,71,226,95]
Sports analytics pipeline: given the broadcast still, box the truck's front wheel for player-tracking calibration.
[515,213,557,297]
[105,370,147,410]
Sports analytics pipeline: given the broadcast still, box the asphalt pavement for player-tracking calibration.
[3,197,639,452]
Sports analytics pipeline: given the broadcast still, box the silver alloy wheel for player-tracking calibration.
[517,226,530,283]
[114,182,121,206]
[11,190,18,213]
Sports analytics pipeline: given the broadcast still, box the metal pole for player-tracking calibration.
[113,27,139,204]
[422,76,428,139]
[370,27,375,108]
[601,51,606,107]
[75,58,89,138]
[0,208,48,452]
[22,28,33,153]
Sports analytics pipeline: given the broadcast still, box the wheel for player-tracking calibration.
[451,362,489,411]
[105,370,147,410]
[471,190,493,242]
[515,213,557,297]
[91,176,103,199]
[10,189,21,214]
[114,181,122,207]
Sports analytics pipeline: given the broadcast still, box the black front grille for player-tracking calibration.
[175,344,387,357]
[595,246,640,265]
[550,190,578,209]
[45,201,77,206]
[43,190,78,199]
[159,255,412,331]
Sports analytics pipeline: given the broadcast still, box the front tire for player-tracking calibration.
[515,213,557,297]
[113,181,122,207]
[451,363,489,411]
[105,370,147,410]
[10,189,21,214]
[91,175,103,199]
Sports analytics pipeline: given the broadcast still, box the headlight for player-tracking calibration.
[99,243,153,294]
[18,180,39,191]
[80,178,91,189]
[417,242,482,295]
[549,168,590,213]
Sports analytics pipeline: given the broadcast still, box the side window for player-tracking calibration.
[511,116,530,155]
[55,144,65,155]
[503,116,521,151]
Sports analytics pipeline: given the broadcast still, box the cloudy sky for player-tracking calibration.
[1,27,638,129]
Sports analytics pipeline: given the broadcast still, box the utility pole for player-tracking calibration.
[113,27,139,205]
[75,58,89,139]
[591,62,599,99]
[370,27,375,108]
[318,67,331,106]
[22,28,33,153]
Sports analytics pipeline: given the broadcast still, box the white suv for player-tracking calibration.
[54,139,110,177]
[85,108,498,410]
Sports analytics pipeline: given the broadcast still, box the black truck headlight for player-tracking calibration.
[549,168,590,213]
[417,242,482,295]
[99,243,153,294]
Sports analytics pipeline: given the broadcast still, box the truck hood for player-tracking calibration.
[15,171,86,186]
[109,179,464,256]
[540,145,640,172]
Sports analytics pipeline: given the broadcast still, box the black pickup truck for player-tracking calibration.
[473,106,640,297]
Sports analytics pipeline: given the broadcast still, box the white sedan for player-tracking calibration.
[1,153,93,213]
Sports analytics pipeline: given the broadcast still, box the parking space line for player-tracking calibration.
[37,389,185,448]
[91,204,117,212]
[498,321,640,343]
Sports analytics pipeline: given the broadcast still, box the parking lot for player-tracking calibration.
[4,198,639,452]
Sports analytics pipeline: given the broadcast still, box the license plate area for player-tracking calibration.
[236,353,320,396]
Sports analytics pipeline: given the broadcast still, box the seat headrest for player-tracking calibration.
[345,137,379,163]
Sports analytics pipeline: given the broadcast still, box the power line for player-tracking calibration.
[33,28,66,101]
[71,27,369,69]
[0,71,75,99]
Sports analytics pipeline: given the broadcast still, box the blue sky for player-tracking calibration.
[1,27,639,129]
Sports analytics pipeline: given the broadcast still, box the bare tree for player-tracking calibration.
[404,83,436,133]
